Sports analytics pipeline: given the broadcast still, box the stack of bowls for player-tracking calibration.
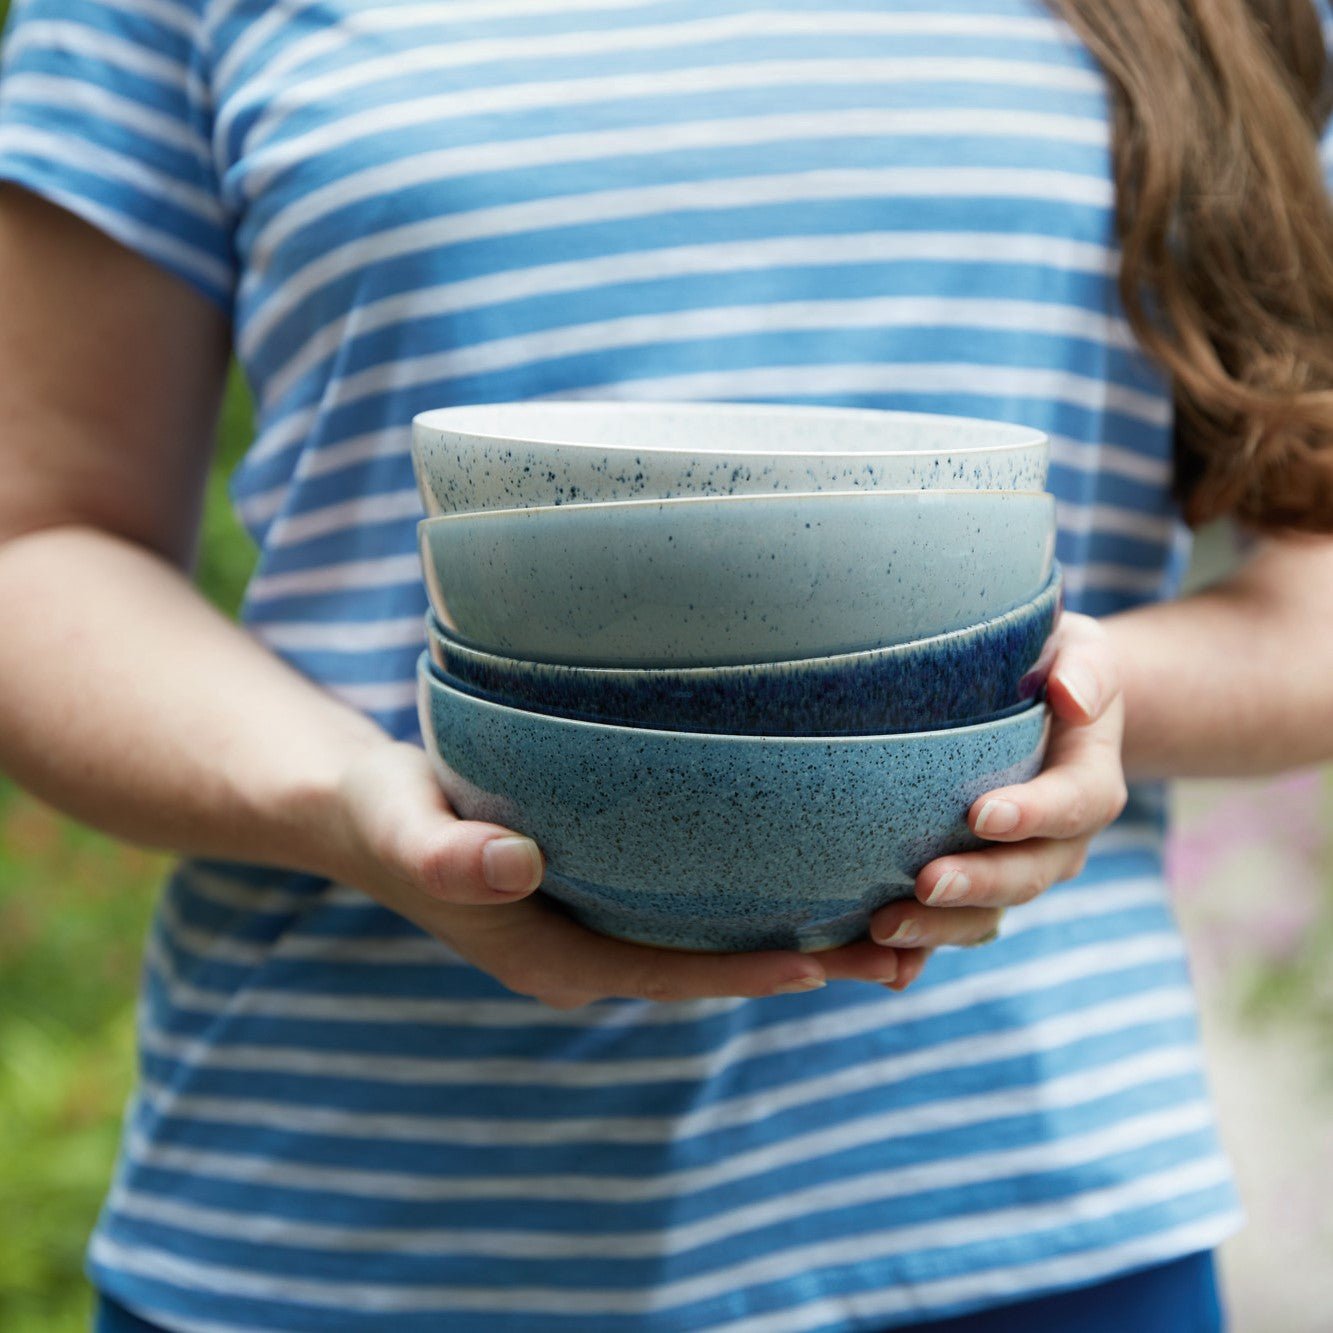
[413,402,1058,954]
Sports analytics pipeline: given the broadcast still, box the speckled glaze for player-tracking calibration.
[412,401,1050,515]
[410,394,1045,514]
[425,567,1062,735]
[419,489,1056,667]
[419,657,1051,952]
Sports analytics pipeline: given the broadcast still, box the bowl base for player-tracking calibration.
[543,875,915,954]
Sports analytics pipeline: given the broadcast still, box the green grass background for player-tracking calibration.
[1,2,1331,1330]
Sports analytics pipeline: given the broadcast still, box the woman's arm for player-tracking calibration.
[0,187,381,876]
[0,188,865,1003]
[1107,533,1333,779]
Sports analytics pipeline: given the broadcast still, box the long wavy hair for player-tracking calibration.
[1045,0,1333,532]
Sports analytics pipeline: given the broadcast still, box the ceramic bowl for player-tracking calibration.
[412,400,1050,516]
[410,394,1045,514]
[429,660,1042,743]
[419,489,1055,668]
[419,658,1051,952]
[424,566,1062,735]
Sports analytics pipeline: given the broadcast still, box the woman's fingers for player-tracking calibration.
[1043,611,1122,725]
[913,837,1091,910]
[813,939,903,984]
[868,901,1005,949]
[416,822,545,903]
[888,610,1127,966]
[443,898,828,1007]
[886,948,934,991]
[821,617,1128,986]
[965,711,1127,846]
[962,614,1128,845]
[341,741,546,905]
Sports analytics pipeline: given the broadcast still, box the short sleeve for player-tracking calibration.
[0,0,234,312]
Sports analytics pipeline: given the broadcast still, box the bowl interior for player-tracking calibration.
[414,400,1047,458]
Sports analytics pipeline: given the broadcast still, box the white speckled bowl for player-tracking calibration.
[419,489,1056,668]
[412,401,1049,515]
[419,658,1051,952]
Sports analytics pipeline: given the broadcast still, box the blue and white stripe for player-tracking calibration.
[7,0,1316,1326]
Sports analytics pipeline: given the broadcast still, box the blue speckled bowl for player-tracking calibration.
[412,401,1049,515]
[425,567,1062,735]
[418,657,1051,952]
[419,489,1055,667]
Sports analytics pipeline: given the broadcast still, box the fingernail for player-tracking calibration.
[975,799,1021,837]
[925,869,971,906]
[874,920,920,947]
[482,837,543,894]
[774,976,827,995]
[1060,664,1100,717]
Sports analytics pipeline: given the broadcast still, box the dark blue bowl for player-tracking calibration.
[426,566,1061,737]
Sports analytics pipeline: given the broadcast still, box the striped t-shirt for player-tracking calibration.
[10,1,1327,1328]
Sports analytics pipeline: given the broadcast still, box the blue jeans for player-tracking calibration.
[95,1250,1224,1332]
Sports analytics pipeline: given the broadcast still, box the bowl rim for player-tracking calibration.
[417,486,1055,531]
[418,652,1052,747]
[412,400,1048,458]
[425,565,1064,679]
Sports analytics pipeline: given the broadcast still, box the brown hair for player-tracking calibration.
[1046,0,1333,532]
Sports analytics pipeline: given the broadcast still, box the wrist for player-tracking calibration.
[230,709,390,882]
[1101,608,1181,783]
[1099,558,1333,779]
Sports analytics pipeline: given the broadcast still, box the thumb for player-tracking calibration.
[343,741,545,905]
[1044,612,1122,726]
[418,818,546,904]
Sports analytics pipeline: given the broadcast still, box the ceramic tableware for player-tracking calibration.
[419,657,1051,952]
[412,400,1050,515]
[424,565,1062,735]
[418,489,1055,667]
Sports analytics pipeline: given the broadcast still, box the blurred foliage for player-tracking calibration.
[1248,936,1333,1066]
[1243,779,1333,1060]
[0,802,162,1333]
[197,364,261,616]
[0,366,255,1333]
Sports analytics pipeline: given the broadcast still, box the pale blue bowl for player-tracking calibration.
[418,657,1050,953]
[412,401,1049,515]
[425,566,1062,735]
[419,489,1055,667]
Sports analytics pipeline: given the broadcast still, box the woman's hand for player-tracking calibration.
[860,612,1128,989]
[331,741,891,1008]
[0,195,870,1010]
[330,614,1125,1007]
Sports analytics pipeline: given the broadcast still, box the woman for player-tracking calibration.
[0,0,1330,1328]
